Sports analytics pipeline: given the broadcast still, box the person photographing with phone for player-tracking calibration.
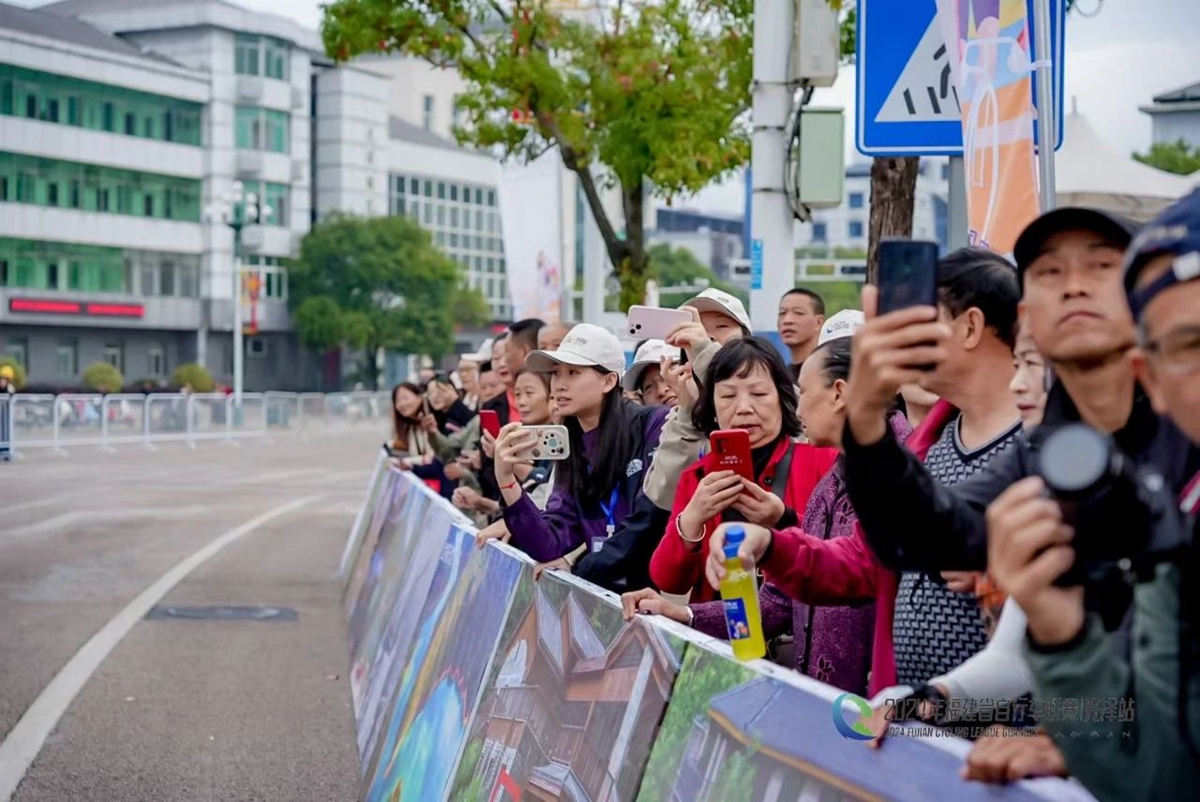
[647,337,837,602]
[491,324,668,562]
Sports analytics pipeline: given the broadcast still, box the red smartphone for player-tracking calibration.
[709,429,753,482]
[479,409,501,439]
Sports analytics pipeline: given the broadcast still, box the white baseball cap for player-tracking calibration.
[817,309,866,346]
[525,323,626,378]
[463,338,493,364]
[621,339,682,391]
[683,288,751,332]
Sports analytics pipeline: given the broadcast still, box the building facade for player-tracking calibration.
[0,0,511,391]
[1140,80,1200,150]
[796,159,950,253]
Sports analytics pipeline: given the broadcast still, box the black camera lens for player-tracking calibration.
[1040,424,1111,496]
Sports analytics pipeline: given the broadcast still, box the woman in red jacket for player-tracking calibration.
[648,337,837,602]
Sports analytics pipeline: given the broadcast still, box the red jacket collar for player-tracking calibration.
[906,400,959,461]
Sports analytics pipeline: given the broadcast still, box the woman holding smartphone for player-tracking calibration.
[646,337,839,603]
[456,369,557,518]
[492,324,668,562]
[628,336,909,695]
[390,382,455,499]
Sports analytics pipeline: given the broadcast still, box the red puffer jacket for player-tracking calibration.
[650,436,838,603]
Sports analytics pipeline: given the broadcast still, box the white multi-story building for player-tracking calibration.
[796,159,950,253]
[0,0,512,389]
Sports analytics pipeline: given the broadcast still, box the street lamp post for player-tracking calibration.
[204,181,271,411]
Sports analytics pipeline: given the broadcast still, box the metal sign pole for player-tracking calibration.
[1033,0,1057,212]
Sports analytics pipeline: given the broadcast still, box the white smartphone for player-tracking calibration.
[626,305,693,340]
[512,425,571,461]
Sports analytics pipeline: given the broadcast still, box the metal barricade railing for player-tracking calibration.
[145,393,190,445]
[2,388,399,456]
[266,392,299,430]
[189,393,230,442]
[101,394,147,448]
[299,393,326,430]
[54,393,105,448]
[239,393,267,436]
[8,394,55,450]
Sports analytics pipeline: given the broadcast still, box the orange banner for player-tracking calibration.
[937,0,1041,253]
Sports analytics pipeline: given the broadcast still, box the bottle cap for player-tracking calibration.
[723,526,745,560]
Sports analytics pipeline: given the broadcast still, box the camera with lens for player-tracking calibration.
[1038,424,1192,624]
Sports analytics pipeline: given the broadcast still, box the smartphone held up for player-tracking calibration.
[876,239,939,315]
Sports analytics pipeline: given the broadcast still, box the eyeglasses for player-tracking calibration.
[1144,324,1200,375]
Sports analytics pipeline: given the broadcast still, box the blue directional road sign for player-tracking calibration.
[856,0,1065,156]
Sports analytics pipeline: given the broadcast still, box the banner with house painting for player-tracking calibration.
[935,0,1041,253]
[450,572,686,802]
[499,151,564,324]
[343,470,1083,802]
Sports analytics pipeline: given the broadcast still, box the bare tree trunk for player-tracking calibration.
[867,156,921,284]
[618,177,648,311]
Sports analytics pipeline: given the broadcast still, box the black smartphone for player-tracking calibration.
[877,239,939,315]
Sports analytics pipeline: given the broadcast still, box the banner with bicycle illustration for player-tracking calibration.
[937,0,1041,253]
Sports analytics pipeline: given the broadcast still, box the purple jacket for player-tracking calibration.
[691,411,912,695]
[504,403,669,562]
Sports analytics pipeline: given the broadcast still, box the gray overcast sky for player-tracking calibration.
[21,0,1200,213]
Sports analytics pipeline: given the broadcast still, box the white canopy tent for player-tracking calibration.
[1053,112,1195,221]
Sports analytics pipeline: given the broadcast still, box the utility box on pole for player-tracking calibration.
[795,107,845,210]
[792,0,840,87]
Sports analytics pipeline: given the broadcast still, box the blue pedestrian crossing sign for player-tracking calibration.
[856,0,1065,156]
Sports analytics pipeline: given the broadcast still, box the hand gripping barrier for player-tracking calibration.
[342,461,1094,802]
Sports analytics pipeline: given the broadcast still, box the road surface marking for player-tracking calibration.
[0,495,73,518]
[0,506,212,541]
[0,495,316,802]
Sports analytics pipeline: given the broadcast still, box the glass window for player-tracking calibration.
[3,338,27,370]
[147,345,165,377]
[812,222,827,242]
[235,34,261,76]
[422,94,434,130]
[103,344,122,372]
[159,261,176,296]
[55,340,77,379]
[848,220,864,238]
[848,192,864,209]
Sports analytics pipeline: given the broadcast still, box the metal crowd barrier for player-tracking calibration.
[0,390,392,457]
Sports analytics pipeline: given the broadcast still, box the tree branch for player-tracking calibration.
[535,109,626,267]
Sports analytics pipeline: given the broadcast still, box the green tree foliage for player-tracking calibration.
[82,362,123,394]
[638,647,757,800]
[648,243,748,309]
[287,213,489,386]
[1133,139,1200,176]
[0,356,27,390]
[322,0,753,311]
[171,363,215,393]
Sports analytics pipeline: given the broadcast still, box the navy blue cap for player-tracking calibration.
[1013,207,1138,281]
[1124,188,1200,317]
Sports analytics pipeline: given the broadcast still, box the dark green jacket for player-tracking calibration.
[1025,561,1200,802]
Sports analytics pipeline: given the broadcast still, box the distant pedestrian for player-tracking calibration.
[0,365,15,461]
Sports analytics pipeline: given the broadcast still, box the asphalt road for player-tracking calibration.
[0,428,384,801]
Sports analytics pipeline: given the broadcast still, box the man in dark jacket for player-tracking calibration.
[989,190,1200,801]
[840,207,1197,577]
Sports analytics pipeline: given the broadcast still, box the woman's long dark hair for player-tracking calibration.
[692,336,802,438]
[391,382,423,449]
[556,368,638,512]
